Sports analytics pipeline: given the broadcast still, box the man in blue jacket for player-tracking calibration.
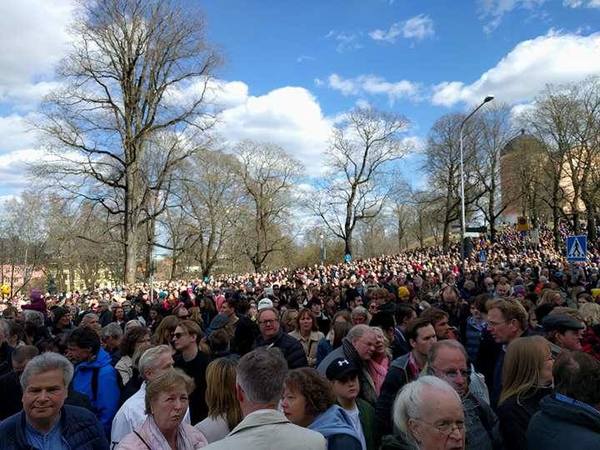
[66,326,120,437]
[527,351,600,450]
[0,352,108,449]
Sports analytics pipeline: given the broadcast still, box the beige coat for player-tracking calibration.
[289,330,324,367]
[203,409,326,450]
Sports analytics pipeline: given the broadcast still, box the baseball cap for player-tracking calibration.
[257,298,274,311]
[326,357,360,381]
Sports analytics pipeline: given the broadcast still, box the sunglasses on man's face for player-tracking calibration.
[172,332,187,339]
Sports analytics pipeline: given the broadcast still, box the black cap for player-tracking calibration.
[325,357,360,381]
[542,314,585,332]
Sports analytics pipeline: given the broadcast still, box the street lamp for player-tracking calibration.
[459,95,494,269]
[319,233,325,265]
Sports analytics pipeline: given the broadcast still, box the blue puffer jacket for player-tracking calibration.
[309,405,362,450]
[0,405,109,449]
[72,347,120,436]
[527,394,600,450]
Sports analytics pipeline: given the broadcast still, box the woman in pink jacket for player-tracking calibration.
[117,368,208,450]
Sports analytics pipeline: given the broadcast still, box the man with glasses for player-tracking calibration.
[173,320,209,423]
[254,307,307,369]
[485,300,529,407]
[427,340,503,450]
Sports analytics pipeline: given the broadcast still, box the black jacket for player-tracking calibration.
[496,387,552,450]
[0,405,108,450]
[0,370,94,421]
[231,315,259,356]
[255,329,308,369]
[375,353,412,440]
[174,350,209,424]
[0,341,14,376]
[527,394,600,450]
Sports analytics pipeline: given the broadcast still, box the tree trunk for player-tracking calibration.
[144,218,156,281]
[344,236,352,259]
[124,231,138,285]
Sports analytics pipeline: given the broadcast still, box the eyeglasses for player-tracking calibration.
[432,366,471,380]
[414,418,465,435]
[487,320,507,327]
[259,319,278,326]
[172,332,187,339]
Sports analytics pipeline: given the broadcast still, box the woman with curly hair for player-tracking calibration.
[115,326,151,385]
[282,368,362,450]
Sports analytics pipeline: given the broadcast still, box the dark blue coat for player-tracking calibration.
[527,394,600,450]
[255,329,308,369]
[0,405,109,449]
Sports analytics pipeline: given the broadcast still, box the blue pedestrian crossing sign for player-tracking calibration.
[566,235,587,262]
[479,250,487,263]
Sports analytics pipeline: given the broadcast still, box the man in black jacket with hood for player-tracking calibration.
[254,307,307,369]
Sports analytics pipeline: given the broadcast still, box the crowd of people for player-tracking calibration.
[0,223,599,450]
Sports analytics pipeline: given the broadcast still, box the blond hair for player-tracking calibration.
[205,358,243,430]
[499,336,550,405]
[579,303,600,327]
[145,368,195,415]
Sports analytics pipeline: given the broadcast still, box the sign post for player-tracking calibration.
[566,235,587,263]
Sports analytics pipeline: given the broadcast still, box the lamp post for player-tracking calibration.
[459,95,494,269]
[320,233,325,265]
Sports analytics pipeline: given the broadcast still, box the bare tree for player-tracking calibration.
[422,113,483,250]
[176,149,243,278]
[0,192,48,296]
[524,85,581,248]
[34,0,220,284]
[313,107,411,258]
[235,141,303,273]
[473,104,520,241]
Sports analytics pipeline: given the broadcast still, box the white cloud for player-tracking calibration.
[0,148,49,189]
[478,0,546,33]
[325,30,363,52]
[564,0,600,7]
[0,0,75,105]
[369,15,435,43]
[328,73,421,103]
[296,55,315,63]
[0,114,37,152]
[215,84,333,172]
[401,136,426,153]
[431,31,600,107]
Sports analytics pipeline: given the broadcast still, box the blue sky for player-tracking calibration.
[1,0,600,200]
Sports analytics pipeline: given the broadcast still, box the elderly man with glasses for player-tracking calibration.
[254,307,308,369]
[426,340,503,450]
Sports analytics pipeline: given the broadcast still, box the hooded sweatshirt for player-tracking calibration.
[527,394,600,450]
[72,347,120,436]
[309,405,362,450]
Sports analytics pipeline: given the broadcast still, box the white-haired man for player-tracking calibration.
[111,345,190,447]
[317,324,378,405]
[386,375,466,450]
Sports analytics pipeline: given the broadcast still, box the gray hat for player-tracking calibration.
[543,314,585,332]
